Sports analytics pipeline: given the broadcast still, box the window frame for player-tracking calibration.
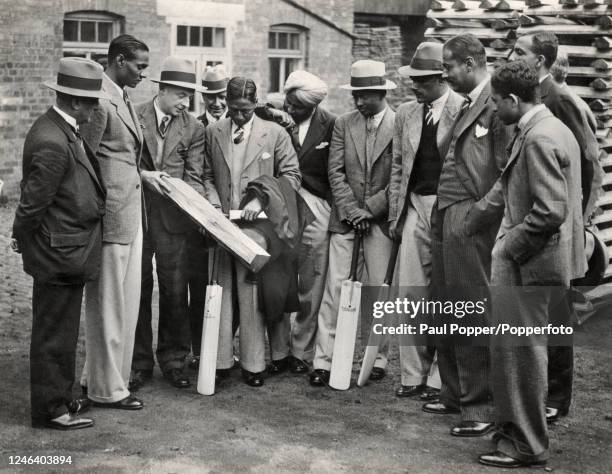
[62,11,124,60]
[267,25,307,96]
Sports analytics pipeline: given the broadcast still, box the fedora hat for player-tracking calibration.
[151,56,207,93]
[399,42,444,77]
[202,65,229,94]
[340,60,397,91]
[573,227,610,287]
[44,57,109,99]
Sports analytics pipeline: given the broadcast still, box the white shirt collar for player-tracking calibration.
[468,74,491,107]
[232,114,255,141]
[367,106,388,129]
[426,88,450,125]
[104,73,124,99]
[206,109,226,124]
[539,73,551,84]
[518,104,547,131]
[153,97,172,130]
[52,105,78,133]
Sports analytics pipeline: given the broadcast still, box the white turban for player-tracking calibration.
[283,70,328,107]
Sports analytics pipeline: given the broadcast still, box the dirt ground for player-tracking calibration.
[0,201,611,474]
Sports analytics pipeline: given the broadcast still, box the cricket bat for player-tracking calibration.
[197,247,223,396]
[329,232,363,390]
[357,240,400,387]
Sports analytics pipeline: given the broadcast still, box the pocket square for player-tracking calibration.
[261,152,271,160]
[475,124,488,138]
[315,141,329,150]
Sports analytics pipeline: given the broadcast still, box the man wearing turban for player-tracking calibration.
[266,71,337,379]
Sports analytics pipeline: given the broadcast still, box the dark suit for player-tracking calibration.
[13,107,105,424]
[132,99,206,373]
[490,107,585,463]
[432,80,512,422]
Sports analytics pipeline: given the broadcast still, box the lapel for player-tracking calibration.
[103,75,141,143]
[139,100,159,169]
[371,108,394,166]
[214,117,233,171]
[299,107,327,158]
[47,108,104,194]
[405,102,423,158]
[436,89,463,155]
[242,116,268,171]
[503,108,550,177]
[348,112,367,168]
[163,112,185,162]
[540,75,553,103]
[454,80,491,140]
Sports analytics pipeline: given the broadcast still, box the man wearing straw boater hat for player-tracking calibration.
[389,42,464,402]
[310,60,396,386]
[129,56,207,391]
[12,57,107,429]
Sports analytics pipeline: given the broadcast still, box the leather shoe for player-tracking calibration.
[395,384,424,398]
[93,395,144,410]
[242,369,264,387]
[187,355,200,371]
[288,356,308,374]
[422,401,460,414]
[369,367,386,381]
[419,386,440,401]
[216,368,231,380]
[546,406,568,423]
[451,421,494,437]
[33,413,94,430]
[164,368,191,389]
[309,369,330,387]
[267,357,289,375]
[479,451,547,468]
[68,397,92,416]
[129,369,152,392]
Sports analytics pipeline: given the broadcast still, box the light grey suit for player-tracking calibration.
[490,107,586,463]
[389,89,463,387]
[80,75,144,403]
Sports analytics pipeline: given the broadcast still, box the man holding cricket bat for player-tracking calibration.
[310,60,395,387]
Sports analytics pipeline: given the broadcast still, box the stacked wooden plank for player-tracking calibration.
[425,0,612,283]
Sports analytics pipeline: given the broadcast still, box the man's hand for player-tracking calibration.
[388,220,402,241]
[268,108,295,129]
[141,170,171,194]
[348,208,373,234]
[241,198,263,221]
[10,238,21,254]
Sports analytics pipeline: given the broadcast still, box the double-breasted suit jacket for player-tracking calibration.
[327,108,396,235]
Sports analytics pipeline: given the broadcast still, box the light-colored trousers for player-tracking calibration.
[81,223,143,403]
[313,223,392,371]
[397,193,440,388]
[269,188,331,363]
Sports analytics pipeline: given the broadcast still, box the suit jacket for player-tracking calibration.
[541,75,603,221]
[497,108,587,284]
[328,107,396,234]
[13,108,106,284]
[137,99,205,233]
[294,106,336,202]
[80,75,143,244]
[203,115,301,213]
[389,89,464,223]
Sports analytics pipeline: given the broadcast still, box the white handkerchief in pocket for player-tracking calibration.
[261,151,272,160]
[315,141,329,150]
[475,124,489,138]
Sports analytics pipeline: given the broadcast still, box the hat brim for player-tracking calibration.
[398,65,443,77]
[44,81,110,99]
[202,87,227,94]
[150,79,208,93]
[340,79,397,91]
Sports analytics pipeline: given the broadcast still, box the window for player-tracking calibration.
[268,26,306,94]
[63,11,123,65]
[176,25,226,48]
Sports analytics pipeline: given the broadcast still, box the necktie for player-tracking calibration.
[233,126,244,144]
[159,116,170,138]
[425,103,434,126]
[366,117,377,169]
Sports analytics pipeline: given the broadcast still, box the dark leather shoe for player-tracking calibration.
[395,384,425,398]
[546,406,569,423]
[68,397,92,416]
[33,413,94,430]
[216,368,231,380]
[422,401,460,414]
[451,421,494,437]
[288,356,308,374]
[419,386,441,401]
[267,357,289,375]
[164,368,191,389]
[129,369,153,392]
[309,369,330,387]
[187,355,200,371]
[369,367,386,381]
[93,395,144,410]
[479,451,547,468]
[242,369,264,387]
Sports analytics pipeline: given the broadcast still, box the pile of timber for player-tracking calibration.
[426,0,612,283]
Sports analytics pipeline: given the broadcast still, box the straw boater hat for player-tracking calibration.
[201,65,229,94]
[44,57,109,99]
[150,56,208,93]
[340,60,397,90]
[398,42,444,77]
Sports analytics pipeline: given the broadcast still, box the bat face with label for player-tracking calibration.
[329,233,363,390]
